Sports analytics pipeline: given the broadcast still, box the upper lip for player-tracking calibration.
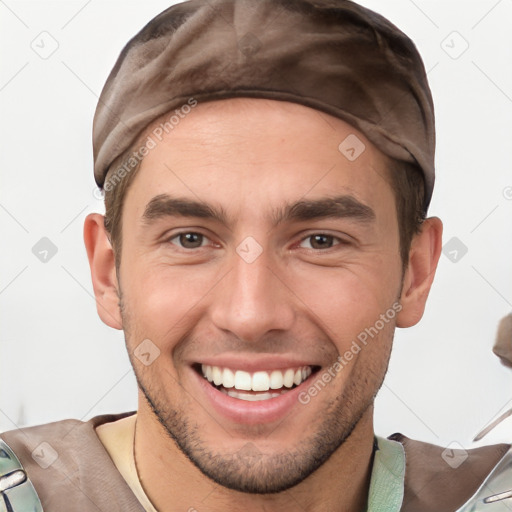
[192,353,323,372]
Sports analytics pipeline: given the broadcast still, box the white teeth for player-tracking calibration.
[302,367,312,381]
[269,370,284,389]
[283,368,295,388]
[234,370,252,391]
[221,388,286,401]
[252,371,270,391]
[212,366,223,386]
[222,368,235,388]
[203,364,213,382]
[200,364,314,394]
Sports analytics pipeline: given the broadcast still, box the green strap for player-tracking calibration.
[367,436,406,512]
[0,438,43,512]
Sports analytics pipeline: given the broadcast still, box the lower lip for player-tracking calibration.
[192,369,312,425]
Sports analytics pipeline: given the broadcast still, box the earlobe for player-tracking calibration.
[396,217,443,328]
[83,213,123,330]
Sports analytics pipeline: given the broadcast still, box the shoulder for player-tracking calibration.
[390,432,511,512]
[0,412,143,512]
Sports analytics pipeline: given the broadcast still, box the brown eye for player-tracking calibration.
[171,232,206,249]
[300,234,338,250]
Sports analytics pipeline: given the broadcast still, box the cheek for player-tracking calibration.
[285,259,401,339]
[120,262,219,343]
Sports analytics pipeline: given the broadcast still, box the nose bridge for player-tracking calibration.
[210,245,294,341]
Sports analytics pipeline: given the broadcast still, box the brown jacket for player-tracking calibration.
[0,413,509,511]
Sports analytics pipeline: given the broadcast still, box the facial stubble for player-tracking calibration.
[120,292,394,494]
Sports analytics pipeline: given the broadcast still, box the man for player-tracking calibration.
[1,1,511,511]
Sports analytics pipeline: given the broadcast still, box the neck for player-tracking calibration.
[135,399,375,512]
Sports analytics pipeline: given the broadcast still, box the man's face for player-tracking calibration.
[118,98,404,492]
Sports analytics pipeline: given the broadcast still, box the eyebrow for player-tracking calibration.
[143,194,228,224]
[142,194,375,226]
[273,196,376,225]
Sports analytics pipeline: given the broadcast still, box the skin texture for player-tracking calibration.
[84,98,442,511]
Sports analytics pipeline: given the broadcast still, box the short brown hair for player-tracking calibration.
[103,149,426,271]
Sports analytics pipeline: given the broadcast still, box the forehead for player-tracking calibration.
[126,98,395,218]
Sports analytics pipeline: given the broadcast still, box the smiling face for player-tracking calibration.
[85,98,440,496]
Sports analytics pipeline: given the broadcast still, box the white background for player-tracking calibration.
[1,0,511,450]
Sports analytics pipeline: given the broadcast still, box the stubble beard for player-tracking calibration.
[120,289,393,494]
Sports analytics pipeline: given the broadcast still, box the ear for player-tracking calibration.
[396,217,443,328]
[83,213,123,329]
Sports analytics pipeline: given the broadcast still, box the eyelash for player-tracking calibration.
[167,232,213,249]
[297,233,345,250]
[167,231,348,251]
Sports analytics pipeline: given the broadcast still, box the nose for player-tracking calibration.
[209,245,296,343]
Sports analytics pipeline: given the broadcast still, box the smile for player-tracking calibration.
[200,364,315,401]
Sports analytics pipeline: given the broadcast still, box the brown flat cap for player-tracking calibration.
[93,0,435,207]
